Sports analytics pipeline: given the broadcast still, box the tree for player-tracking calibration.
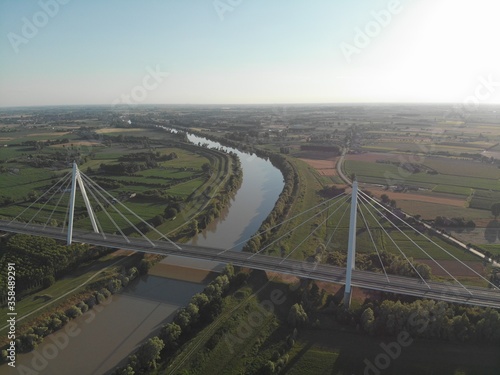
[175,309,192,331]
[288,303,308,327]
[160,323,182,350]
[137,337,164,370]
[361,307,375,334]
[201,163,213,175]
[491,203,500,219]
[116,365,135,375]
[164,207,178,219]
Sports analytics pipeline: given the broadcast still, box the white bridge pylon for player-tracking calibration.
[344,180,358,308]
[67,162,99,245]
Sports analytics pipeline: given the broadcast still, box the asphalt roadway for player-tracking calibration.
[2,220,499,308]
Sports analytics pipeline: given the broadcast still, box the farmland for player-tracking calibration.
[0,121,239,239]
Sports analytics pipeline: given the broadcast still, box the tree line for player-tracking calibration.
[113,265,240,374]
[326,251,432,280]
[0,263,141,359]
[0,234,111,299]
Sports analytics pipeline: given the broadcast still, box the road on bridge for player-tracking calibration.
[1,220,499,309]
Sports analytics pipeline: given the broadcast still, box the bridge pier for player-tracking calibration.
[344,180,358,308]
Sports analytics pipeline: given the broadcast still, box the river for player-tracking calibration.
[10,130,284,375]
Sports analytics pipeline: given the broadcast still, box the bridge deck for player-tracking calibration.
[1,220,499,309]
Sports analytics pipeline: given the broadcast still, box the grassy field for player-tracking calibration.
[345,160,499,191]
[432,185,472,196]
[161,272,291,375]
[157,270,500,375]
[0,124,235,240]
[0,251,138,346]
[269,157,331,260]
[283,331,500,375]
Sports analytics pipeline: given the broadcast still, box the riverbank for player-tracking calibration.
[1,127,286,374]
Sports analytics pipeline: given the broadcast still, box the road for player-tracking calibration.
[2,220,499,308]
[336,148,351,185]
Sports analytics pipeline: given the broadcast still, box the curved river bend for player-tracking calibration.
[12,130,284,375]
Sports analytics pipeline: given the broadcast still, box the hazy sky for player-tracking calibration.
[1,0,500,107]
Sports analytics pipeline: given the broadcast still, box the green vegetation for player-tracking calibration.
[432,185,472,196]
[0,258,142,354]
[0,234,110,297]
[113,265,237,374]
[345,160,499,191]
[0,124,241,242]
[135,269,500,375]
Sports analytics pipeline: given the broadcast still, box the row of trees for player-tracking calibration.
[113,265,237,374]
[291,279,500,346]
[359,299,500,343]
[243,152,299,253]
[326,251,432,280]
[0,235,111,297]
[0,266,139,357]
[434,216,476,231]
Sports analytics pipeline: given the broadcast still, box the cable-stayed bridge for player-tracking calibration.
[1,163,499,308]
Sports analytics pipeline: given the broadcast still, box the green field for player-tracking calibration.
[433,185,472,196]
[469,190,500,211]
[0,125,235,239]
[283,331,500,375]
[157,270,500,375]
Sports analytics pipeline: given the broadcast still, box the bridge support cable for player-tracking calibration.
[278,196,351,270]
[75,166,99,234]
[219,191,347,254]
[44,175,73,229]
[23,172,72,227]
[79,172,181,250]
[245,194,351,259]
[357,200,390,284]
[358,190,500,291]
[78,172,133,243]
[324,200,350,250]
[79,173,156,247]
[358,192,472,295]
[356,194,431,289]
[251,197,351,280]
[9,170,72,225]
[75,183,109,241]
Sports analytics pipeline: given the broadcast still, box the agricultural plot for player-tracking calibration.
[422,157,500,179]
[344,160,500,192]
[469,190,500,211]
[432,185,472,196]
[0,125,233,239]
[0,167,58,202]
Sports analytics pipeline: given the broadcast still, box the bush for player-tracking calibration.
[66,306,82,319]
[108,279,122,293]
[86,295,97,308]
[100,288,111,298]
[77,302,89,313]
[138,259,152,274]
[96,292,106,304]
